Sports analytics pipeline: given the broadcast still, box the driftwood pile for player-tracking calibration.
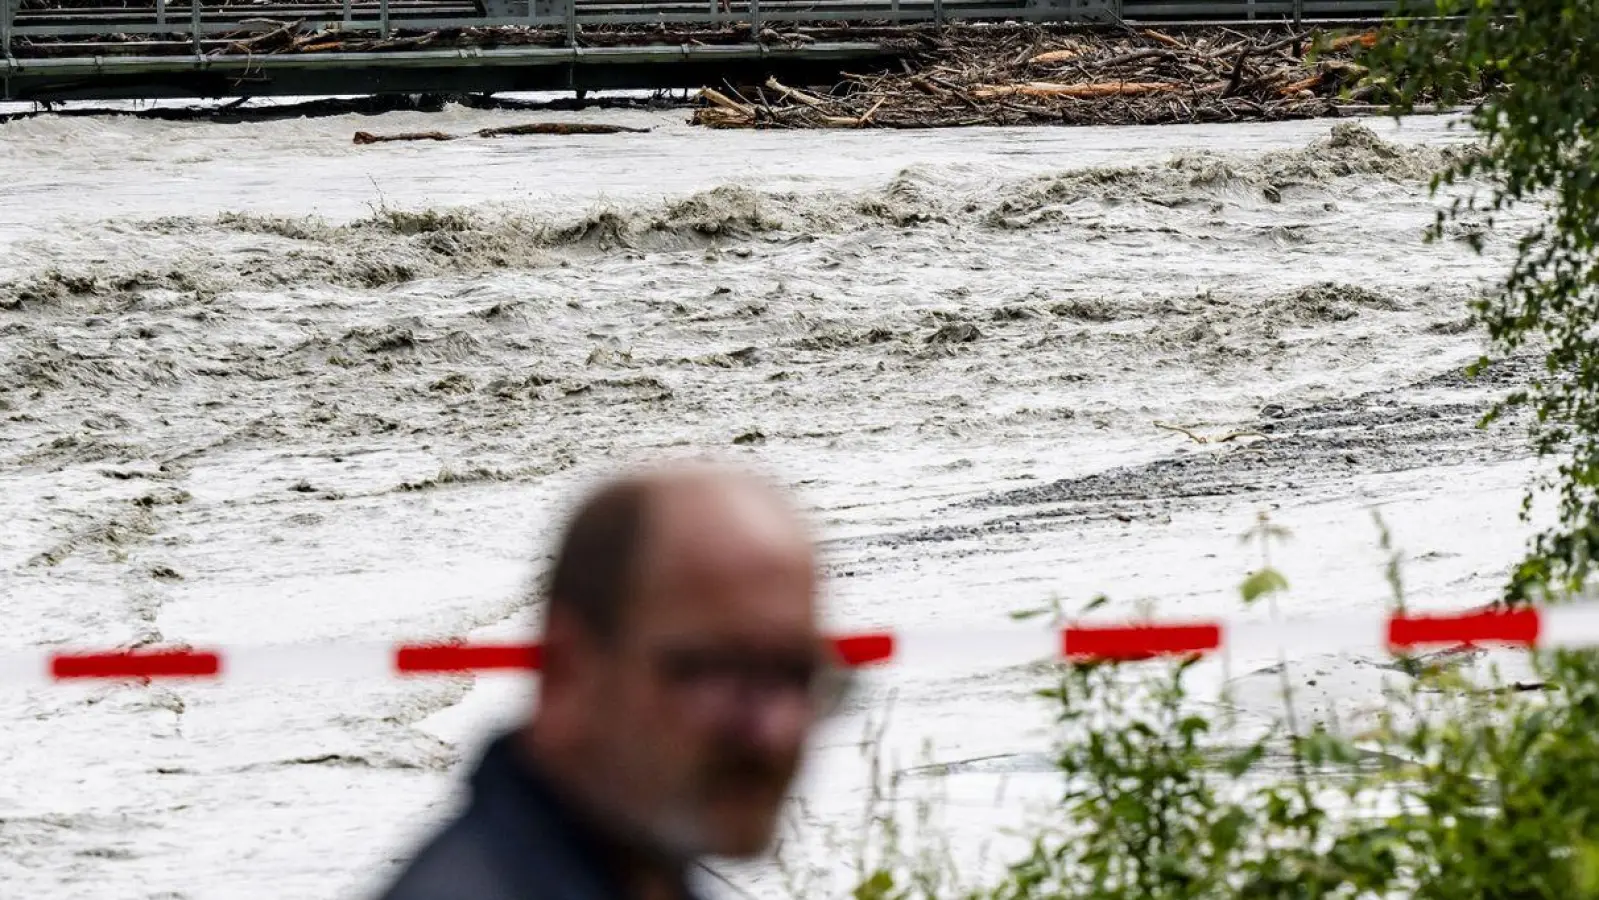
[209,18,442,56]
[693,25,1388,129]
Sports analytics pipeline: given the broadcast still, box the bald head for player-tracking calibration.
[531,463,824,861]
[546,465,811,642]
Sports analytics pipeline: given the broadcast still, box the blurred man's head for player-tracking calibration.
[528,464,828,861]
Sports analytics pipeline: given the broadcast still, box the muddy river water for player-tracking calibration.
[0,104,1542,898]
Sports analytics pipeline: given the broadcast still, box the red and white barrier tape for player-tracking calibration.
[5,605,1599,686]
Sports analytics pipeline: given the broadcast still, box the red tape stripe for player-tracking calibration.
[51,649,221,679]
[831,633,895,667]
[1063,623,1223,661]
[44,613,1545,682]
[1387,608,1540,649]
[395,643,542,674]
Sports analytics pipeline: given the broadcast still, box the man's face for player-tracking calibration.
[584,483,824,859]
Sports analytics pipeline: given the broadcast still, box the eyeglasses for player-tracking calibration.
[652,644,855,720]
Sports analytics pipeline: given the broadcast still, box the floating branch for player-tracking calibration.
[353,123,652,143]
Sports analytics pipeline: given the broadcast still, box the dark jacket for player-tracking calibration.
[377,732,703,900]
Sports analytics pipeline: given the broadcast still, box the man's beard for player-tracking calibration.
[642,751,796,861]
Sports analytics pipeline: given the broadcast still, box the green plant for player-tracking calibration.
[982,519,1396,900]
[1366,0,1599,600]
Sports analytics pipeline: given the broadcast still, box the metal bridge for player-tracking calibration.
[1,0,1398,103]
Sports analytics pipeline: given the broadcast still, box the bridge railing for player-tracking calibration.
[1,0,1399,62]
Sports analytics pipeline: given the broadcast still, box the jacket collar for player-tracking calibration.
[467,731,700,900]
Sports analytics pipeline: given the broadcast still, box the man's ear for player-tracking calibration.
[538,605,591,692]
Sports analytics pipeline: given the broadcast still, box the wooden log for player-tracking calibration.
[1222,46,1250,97]
[1087,48,1179,69]
[856,96,887,126]
[207,17,303,58]
[475,123,652,137]
[970,81,1179,100]
[1028,47,1081,65]
[699,88,755,115]
[353,130,456,144]
[1253,30,1316,57]
[1141,29,1184,48]
[1278,73,1323,96]
[692,108,756,128]
[1328,30,1379,52]
[1205,39,1249,60]
[763,77,828,108]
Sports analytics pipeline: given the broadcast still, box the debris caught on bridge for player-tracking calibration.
[691,25,1391,129]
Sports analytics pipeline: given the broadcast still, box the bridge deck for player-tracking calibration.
[1,0,1399,102]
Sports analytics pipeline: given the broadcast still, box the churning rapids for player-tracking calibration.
[0,104,1543,898]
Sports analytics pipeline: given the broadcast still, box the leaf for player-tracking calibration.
[852,870,896,900]
[1573,839,1599,898]
[1240,567,1290,605]
[1222,740,1269,777]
